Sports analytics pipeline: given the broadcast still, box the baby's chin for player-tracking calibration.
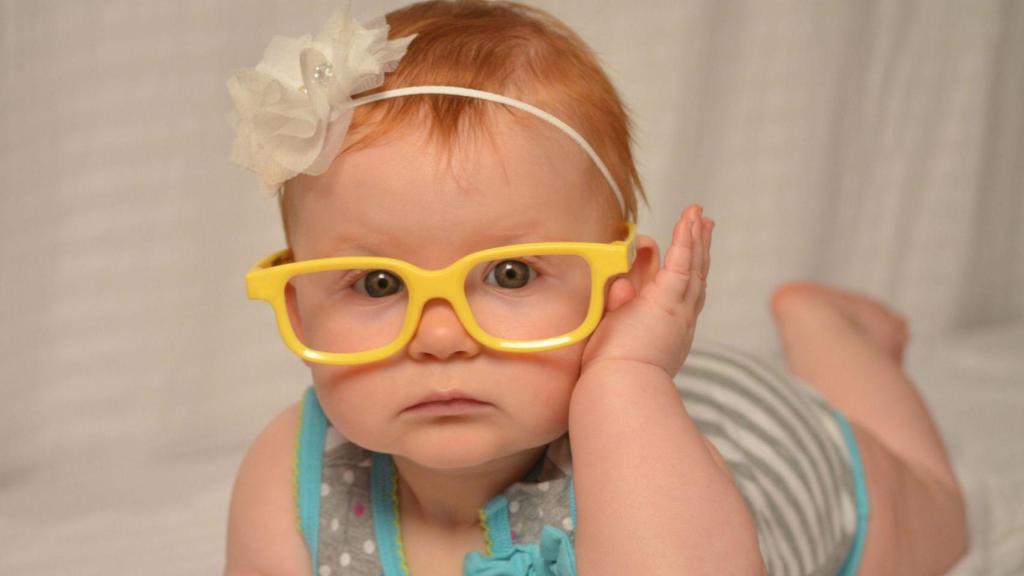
[387,424,562,472]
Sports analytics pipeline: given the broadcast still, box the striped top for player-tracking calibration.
[677,340,867,575]
[294,340,869,575]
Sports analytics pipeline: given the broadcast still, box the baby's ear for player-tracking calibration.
[630,235,662,284]
[604,235,660,313]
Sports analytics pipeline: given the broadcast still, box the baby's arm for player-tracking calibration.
[570,206,765,575]
[225,402,310,576]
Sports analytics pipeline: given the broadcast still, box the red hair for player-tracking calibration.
[281,0,645,241]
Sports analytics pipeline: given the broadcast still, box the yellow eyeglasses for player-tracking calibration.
[246,223,636,365]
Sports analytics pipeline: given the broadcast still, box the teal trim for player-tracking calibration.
[371,452,407,576]
[568,474,577,528]
[833,409,870,576]
[482,495,514,553]
[297,386,327,575]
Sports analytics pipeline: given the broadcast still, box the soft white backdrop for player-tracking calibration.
[1,0,1021,573]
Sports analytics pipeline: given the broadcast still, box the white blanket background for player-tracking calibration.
[1,1,1021,573]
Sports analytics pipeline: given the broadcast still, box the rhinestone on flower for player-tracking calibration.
[313,61,334,84]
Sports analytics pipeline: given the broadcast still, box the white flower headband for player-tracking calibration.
[225,2,626,216]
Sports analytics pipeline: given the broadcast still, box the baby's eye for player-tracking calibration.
[354,270,404,298]
[485,260,537,289]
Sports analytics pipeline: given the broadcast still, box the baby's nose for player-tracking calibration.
[406,299,482,361]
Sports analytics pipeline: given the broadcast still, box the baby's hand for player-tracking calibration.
[579,204,712,378]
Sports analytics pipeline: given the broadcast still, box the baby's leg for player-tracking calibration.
[770,282,967,575]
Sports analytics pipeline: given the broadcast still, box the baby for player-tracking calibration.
[224,2,967,575]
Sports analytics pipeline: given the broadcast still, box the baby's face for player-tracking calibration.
[286,114,620,470]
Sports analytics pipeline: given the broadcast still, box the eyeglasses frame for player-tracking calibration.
[246,222,637,365]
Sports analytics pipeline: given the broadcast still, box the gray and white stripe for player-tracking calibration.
[676,340,857,575]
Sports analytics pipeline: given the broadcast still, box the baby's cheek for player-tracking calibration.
[520,375,575,440]
[309,367,392,448]
[508,345,582,413]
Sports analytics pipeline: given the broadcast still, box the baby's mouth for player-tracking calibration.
[402,390,493,415]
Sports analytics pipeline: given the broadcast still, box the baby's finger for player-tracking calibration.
[684,209,705,309]
[702,218,713,281]
[691,218,712,314]
[655,206,699,309]
[665,207,696,275]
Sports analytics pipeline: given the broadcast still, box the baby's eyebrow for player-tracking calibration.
[319,223,563,260]
[475,221,561,244]
[478,230,543,245]
[319,237,385,257]
[323,228,397,255]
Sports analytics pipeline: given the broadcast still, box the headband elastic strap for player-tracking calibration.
[349,85,626,218]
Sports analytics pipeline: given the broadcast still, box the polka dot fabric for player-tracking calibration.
[500,439,575,547]
[317,439,380,575]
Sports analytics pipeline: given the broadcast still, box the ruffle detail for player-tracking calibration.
[463,524,577,576]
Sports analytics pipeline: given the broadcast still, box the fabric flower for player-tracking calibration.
[225,1,416,190]
[463,525,578,576]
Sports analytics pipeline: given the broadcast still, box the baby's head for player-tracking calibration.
[280,0,645,246]
[237,0,659,470]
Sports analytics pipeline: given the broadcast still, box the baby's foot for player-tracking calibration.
[770,281,910,378]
